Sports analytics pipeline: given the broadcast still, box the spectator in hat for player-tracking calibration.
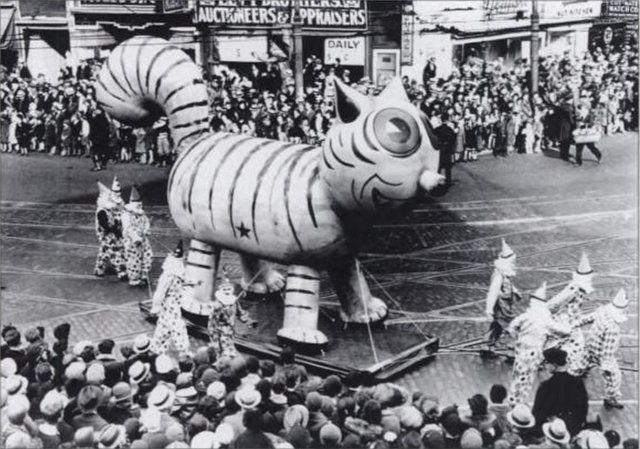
[529,418,571,449]
[504,403,537,446]
[37,389,74,448]
[488,384,510,434]
[102,382,138,424]
[71,385,108,431]
[532,347,588,436]
[74,426,96,449]
[2,395,34,446]
[97,339,117,363]
[223,387,261,436]
[1,325,27,371]
[98,423,127,449]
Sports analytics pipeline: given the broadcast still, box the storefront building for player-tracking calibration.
[589,0,638,50]
[402,0,604,84]
[67,0,198,65]
[1,0,69,82]
[196,0,370,83]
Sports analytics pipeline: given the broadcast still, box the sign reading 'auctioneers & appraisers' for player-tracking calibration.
[197,0,367,30]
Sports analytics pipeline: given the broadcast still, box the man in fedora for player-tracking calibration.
[532,347,588,437]
[508,283,571,406]
[504,403,537,446]
[547,253,595,375]
[484,239,521,355]
[529,418,571,449]
[573,288,629,409]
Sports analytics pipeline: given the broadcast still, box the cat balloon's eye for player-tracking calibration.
[373,108,420,157]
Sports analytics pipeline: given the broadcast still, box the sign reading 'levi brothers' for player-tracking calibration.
[198,0,367,30]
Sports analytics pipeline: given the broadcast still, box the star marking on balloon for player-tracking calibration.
[236,222,251,238]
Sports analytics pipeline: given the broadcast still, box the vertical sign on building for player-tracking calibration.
[401,13,414,66]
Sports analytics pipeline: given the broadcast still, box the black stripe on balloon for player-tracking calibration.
[284,147,315,252]
[97,79,127,104]
[175,127,209,148]
[306,166,320,228]
[188,246,214,255]
[181,137,214,218]
[329,140,354,168]
[321,150,334,170]
[173,117,210,130]
[351,179,362,207]
[284,304,313,310]
[359,173,403,200]
[136,36,154,94]
[169,99,209,116]
[154,58,191,98]
[106,57,131,98]
[351,133,375,164]
[119,43,137,97]
[287,273,319,281]
[144,45,178,94]
[285,288,316,296]
[185,261,212,270]
[168,133,212,194]
[206,136,254,231]
[228,140,273,238]
[182,133,231,227]
[363,115,379,151]
[163,79,204,105]
[250,142,299,244]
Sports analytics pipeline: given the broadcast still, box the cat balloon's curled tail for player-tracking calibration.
[94,36,210,150]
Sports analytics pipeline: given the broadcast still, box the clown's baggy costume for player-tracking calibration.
[546,252,594,375]
[208,277,254,362]
[150,241,190,355]
[94,177,127,280]
[573,288,629,410]
[485,239,522,350]
[508,282,571,406]
[122,186,153,287]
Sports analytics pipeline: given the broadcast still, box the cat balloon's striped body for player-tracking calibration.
[96,36,444,346]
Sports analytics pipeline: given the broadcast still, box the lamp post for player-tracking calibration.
[292,0,304,98]
[530,0,540,95]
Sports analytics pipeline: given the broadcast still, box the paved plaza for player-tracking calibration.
[1,132,638,438]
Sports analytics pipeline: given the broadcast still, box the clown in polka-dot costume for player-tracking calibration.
[94,177,127,280]
[122,186,153,287]
[508,282,571,406]
[546,252,594,376]
[150,241,190,355]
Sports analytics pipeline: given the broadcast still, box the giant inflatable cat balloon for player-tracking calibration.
[96,36,443,345]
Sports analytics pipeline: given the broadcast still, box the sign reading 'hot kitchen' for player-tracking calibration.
[197,0,367,29]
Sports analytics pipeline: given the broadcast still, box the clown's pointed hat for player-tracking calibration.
[129,186,141,203]
[612,288,629,310]
[572,252,594,293]
[530,282,547,302]
[576,252,593,275]
[97,182,110,197]
[500,239,515,260]
[173,240,183,258]
[111,176,121,193]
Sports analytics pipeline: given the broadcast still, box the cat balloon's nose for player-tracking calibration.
[418,171,446,191]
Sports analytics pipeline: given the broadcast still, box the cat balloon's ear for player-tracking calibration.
[378,77,409,102]
[334,78,371,123]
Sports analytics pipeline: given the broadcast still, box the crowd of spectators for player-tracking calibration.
[0,42,637,169]
[1,322,637,449]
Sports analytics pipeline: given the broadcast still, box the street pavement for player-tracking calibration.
[1,132,638,438]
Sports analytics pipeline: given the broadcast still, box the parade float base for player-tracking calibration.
[140,294,439,381]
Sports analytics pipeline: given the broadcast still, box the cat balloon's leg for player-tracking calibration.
[328,257,388,324]
[240,255,285,295]
[181,240,218,312]
[277,265,328,346]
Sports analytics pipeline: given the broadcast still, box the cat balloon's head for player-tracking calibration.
[320,77,443,213]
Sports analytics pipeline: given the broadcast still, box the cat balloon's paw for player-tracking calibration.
[241,279,268,295]
[264,269,286,292]
[277,327,328,345]
[340,297,388,324]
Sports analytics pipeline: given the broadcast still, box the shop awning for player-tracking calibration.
[0,5,16,50]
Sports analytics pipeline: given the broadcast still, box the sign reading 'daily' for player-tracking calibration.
[197,0,367,30]
[324,37,365,65]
